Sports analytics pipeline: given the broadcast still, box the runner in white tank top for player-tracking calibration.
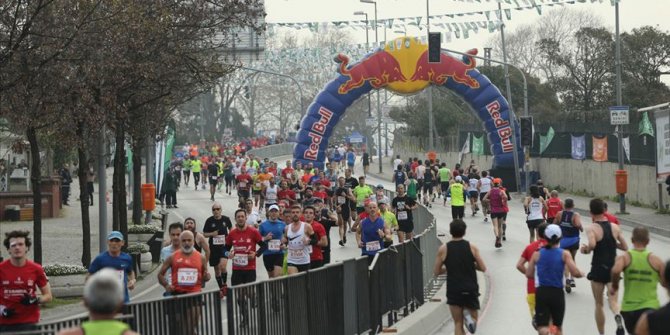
[264,184,279,206]
[284,219,313,274]
[527,198,544,221]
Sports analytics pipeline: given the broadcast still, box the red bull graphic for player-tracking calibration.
[293,37,522,170]
[335,52,407,94]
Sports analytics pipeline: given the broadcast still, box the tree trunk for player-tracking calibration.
[26,127,43,264]
[76,122,91,267]
[131,141,143,225]
[112,120,128,237]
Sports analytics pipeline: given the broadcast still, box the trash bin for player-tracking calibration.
[615,170,628,194]
[148,231,164,263]
[4,205,20,221]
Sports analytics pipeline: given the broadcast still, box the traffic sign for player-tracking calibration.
[365,118,377,127]
[609,106,629,125]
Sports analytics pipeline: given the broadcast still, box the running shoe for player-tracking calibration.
[570,279,576,287]
[484,217,488,223]
[219,285,228,299]
[615,314,624,335]
[464,309,477,334]
[495,237,502,248]
[339,240,345,246]
[502,234,506,241]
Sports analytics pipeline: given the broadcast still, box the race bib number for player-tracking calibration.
[115,270,125,285]
[211,176,218,180]
[268,239,281,251]
[366,241,381,252]
[255,183,261,188]
[213,235,226,245]
[177,268,198,286]
[295,193,301,199]
[337,196,346,204]
[398,211,408,220]
[288,249,304,258]
[239,182,247,188]
[233,254,248,267]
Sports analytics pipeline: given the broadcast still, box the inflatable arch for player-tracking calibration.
[293,37,522,169]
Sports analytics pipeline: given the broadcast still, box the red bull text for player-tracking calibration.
[486,101,514,153]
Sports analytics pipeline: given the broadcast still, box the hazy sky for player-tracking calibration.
[264,0,670,85]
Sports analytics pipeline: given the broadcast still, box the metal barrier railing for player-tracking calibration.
[246,142,295,160]
[126,290,222,335]
[226,257,370,335]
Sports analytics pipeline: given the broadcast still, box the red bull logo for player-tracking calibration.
[335,52,407,94]
[335,38,480,95]
[410,49,480,88]
[304,106,334,160]
[486,101,514,153]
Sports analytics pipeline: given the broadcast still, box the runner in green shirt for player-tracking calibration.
[352,176,374,231]
[449,176,466,219]
[378,199,398,233]
[438,163,451,202]
[611,227,665,334]
[406,172,418,201]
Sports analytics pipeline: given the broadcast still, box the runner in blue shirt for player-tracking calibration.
[259,205,287,278]
[88,231,135,303]
[356,202,392,265]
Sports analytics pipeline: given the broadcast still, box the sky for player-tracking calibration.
[264,0,670,83]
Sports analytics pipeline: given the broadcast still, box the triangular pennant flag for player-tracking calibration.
[540,127,555,154]
[639,111,654,137]
[505,9,512,19]
[536,4,542,14]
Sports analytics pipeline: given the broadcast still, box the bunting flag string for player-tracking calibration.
[266,0,618,34]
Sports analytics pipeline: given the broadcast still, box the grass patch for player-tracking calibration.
[43,297,81,309]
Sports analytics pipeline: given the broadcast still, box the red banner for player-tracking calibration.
[592,136,608,162]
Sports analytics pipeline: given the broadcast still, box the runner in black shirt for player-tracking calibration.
[335,177,355,246]
[203,202,233,298]
[343,169,359,232]
[392,184,418,243]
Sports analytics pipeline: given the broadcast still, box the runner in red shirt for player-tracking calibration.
[158,230,210,294]
[545,190,563,223]
[0,231,52,333]
[602,202,620,225]
[303,206,328,269]
[224,209,265,327]
[281,160,294,180]
[515,223,548,328]
[236,168,253,203]
[277,180,297,204]
[224,209,264,282]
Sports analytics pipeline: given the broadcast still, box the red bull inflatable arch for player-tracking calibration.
[293,37,522,169]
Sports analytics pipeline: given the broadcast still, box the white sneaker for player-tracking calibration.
[464,309,476,334]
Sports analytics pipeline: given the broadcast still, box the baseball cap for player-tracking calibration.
[544,224,562,240]
[378,198,388,205]
[376,184,384,189]
[455,176,462,182]
[268,204,280,211]
[493,178,502,185]
[107,231,124,241]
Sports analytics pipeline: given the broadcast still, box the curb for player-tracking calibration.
[389,271,490,334]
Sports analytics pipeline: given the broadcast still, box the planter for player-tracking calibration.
[49,273,86,298]
[139,251,152,273]
[127,233,154,243]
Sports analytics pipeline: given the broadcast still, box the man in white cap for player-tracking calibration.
[527,224,584,335]
[449,176,466,219]
[88,231,136,304]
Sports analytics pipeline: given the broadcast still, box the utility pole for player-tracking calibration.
[615,2,626,213]
[426,0,434,151]
[498,2,522,193]
[97,127,107,252]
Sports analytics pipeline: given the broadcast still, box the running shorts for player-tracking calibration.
[479,192,488,201]
[231,270,256,286]
[526,219,544,230]
[451,206,465,219]
[398,220,414,234]
[491,212,506,219]
[559,236,580,251]
[287,263,310,273]
[441,182,449,193]
[209,246,224,266]
[263,253,284,272]
[587,263,613,283]
[621,309,654,334]
[526,293,536,316]
[534,287,565,327]
[446,290,480,310]
[469,191,479,199]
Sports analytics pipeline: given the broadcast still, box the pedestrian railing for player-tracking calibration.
[246,142,295,160]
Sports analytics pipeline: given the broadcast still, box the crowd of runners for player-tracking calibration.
[1,143,669,335]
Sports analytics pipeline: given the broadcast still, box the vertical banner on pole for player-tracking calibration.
[592,136,608,162]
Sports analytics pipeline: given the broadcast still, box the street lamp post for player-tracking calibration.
[426,0,434,151]
[614,2,626,213]
[354,11,372,119]
[361,0,383,174]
